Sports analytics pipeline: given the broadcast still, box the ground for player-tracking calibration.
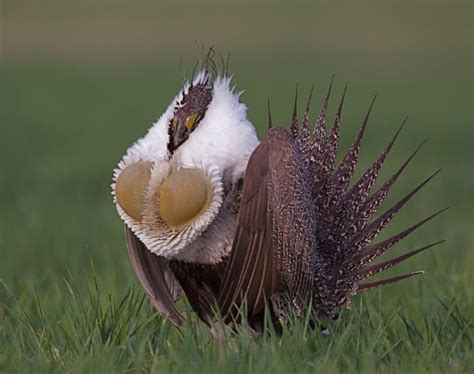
[0,1,473,373]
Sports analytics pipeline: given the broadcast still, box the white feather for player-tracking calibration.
[172,76,259,182]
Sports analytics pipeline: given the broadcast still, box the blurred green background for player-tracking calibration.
[0,1,473,372]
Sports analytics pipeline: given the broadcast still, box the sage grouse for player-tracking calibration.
[112,71,444,327]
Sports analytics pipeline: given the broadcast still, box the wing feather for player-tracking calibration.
[125,226,183,325]
[217,139,281,322]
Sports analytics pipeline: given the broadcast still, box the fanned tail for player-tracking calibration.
[289,79,445,317]
[355,271,425,295]
[355,240,445,281]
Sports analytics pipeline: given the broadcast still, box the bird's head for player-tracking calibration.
[112,71,259,263]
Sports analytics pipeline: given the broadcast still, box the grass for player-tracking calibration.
[1,1,473,372]
[1,272,472,372]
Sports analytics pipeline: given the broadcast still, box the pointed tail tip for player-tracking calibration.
[355,239,446,281]
[440,206,450,213]
[267,98,273,128]
[336,82,348,114]
[306,82,316,110]
[369,93,377,108]
[398,116,409,131]
[328,74,336,90]
[425,169,442,182]
[320,75,336,108]
[290,83,300,133]
[292,82,299,113]
[355,270,427,295]
[342,82,349,99]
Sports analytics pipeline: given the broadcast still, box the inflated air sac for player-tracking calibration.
[159,168,212,228]
[116,161,152,221]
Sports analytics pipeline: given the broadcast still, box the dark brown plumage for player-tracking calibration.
[125,81,445,327]
[125,227,183,325]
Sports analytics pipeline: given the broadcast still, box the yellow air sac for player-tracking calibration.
[115,161,152,221]
[159,168,212,228]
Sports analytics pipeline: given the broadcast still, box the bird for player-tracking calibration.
[112,70,445,329]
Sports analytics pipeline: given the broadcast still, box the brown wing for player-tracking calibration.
[168,260,226,325]
[217,130,288,323]
[125,226,184,325]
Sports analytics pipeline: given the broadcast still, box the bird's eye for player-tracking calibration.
[185,113,199,130]
[115,161,152,221]
[159,168,212,228]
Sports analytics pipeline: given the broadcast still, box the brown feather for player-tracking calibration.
[168,260,226,325]
[290,84,299,135]
[267,98,273,129]
[350,139,428,235]
[355,271,425,295]
[351,169,441,251]
[218,139,278,322]
[356,208,448,265]
[355,240,445,281]
[125,226,183,325]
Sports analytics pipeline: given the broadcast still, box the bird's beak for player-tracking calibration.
[171,113,199,150]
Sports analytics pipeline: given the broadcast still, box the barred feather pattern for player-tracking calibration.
[284,82,445,317]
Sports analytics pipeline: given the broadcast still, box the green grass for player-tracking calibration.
[1,1,473,372]
[1,274,472,373]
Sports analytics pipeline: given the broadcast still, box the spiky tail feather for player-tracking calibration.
[281,80,446,317]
